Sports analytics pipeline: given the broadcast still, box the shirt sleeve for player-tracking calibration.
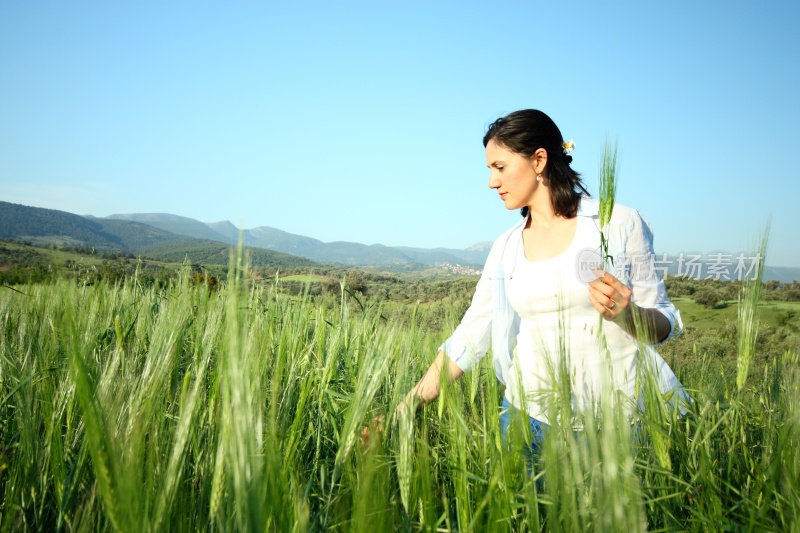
[438,250,498,373]
[622,209,683,344]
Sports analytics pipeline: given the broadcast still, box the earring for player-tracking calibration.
[536,174,542,182]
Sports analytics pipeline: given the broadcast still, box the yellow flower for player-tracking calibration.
[562,139,575,154]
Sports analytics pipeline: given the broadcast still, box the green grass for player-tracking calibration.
[280,274,328,283]
[0,241,103,267]
[0,240,196,273]
[672,297,800,330]
[0,258,798,531]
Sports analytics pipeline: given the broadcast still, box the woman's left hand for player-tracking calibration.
[588,269,632,323]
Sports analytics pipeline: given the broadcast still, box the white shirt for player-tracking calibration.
[440,196,689,419]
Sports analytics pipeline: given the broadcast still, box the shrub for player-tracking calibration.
[693,288,725,308]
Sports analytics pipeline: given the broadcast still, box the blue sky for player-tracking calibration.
[2,1,799,266]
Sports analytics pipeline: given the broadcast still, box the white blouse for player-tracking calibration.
[439,196,689,422]
[505,215,643,423]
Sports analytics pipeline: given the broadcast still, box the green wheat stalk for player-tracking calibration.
[736,217,771,391]
[599,136,618,269]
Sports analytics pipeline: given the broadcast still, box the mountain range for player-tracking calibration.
[105,212,491,266]
[2,200,799,282]
[0,201,317,269]
[0,201,490,269]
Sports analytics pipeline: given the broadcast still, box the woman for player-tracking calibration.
[393,109,686,448]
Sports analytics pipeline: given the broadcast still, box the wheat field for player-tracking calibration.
[0,256,798,532]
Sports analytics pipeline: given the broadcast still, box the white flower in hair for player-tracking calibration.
[562,139,575,154]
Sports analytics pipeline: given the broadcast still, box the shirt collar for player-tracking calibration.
[576,195,599,218]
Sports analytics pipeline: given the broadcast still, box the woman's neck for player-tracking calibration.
[526,189,559,229]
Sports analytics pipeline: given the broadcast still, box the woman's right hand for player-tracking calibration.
[359,396,416,449]
[360,351,463,449]
[360,414,386,448]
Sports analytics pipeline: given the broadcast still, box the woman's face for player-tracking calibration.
[486,139,541,211]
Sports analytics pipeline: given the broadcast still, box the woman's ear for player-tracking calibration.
[530,148,548,175]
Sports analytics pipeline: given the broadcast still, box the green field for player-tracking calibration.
[280,274,329,283]
[0,263,798,531]
[672,296,800,329]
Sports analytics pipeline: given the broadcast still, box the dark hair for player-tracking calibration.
[483,109,589,218]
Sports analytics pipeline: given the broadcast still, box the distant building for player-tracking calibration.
[440,263,481,275]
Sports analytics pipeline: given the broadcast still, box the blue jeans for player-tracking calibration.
[499,397,549,464]
[499,397,644,463]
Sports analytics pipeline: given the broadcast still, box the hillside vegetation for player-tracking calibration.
[1,201,492,268]
[0,201,201,251]
[137,240,319,269]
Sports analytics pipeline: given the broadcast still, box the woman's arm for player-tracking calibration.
[588,207,680,344]
[588,271,671,343]
[398,350,465,414]
[393,227,515,418]
[362,350,465,444]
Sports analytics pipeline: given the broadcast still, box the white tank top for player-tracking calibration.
[504,215,640,425]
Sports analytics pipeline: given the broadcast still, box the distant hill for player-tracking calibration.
[0,201,320,270]
[137,241,318,269]
[658,254,800,284]
[244,226,327,256]
[0,201,198,251]
[394,245,491,266]
[205,220,240,242]
[7,202,799,280]
[106,212,490,267]
[1,200,118,248]
[107,213,228,242]
[764,266,800,283]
